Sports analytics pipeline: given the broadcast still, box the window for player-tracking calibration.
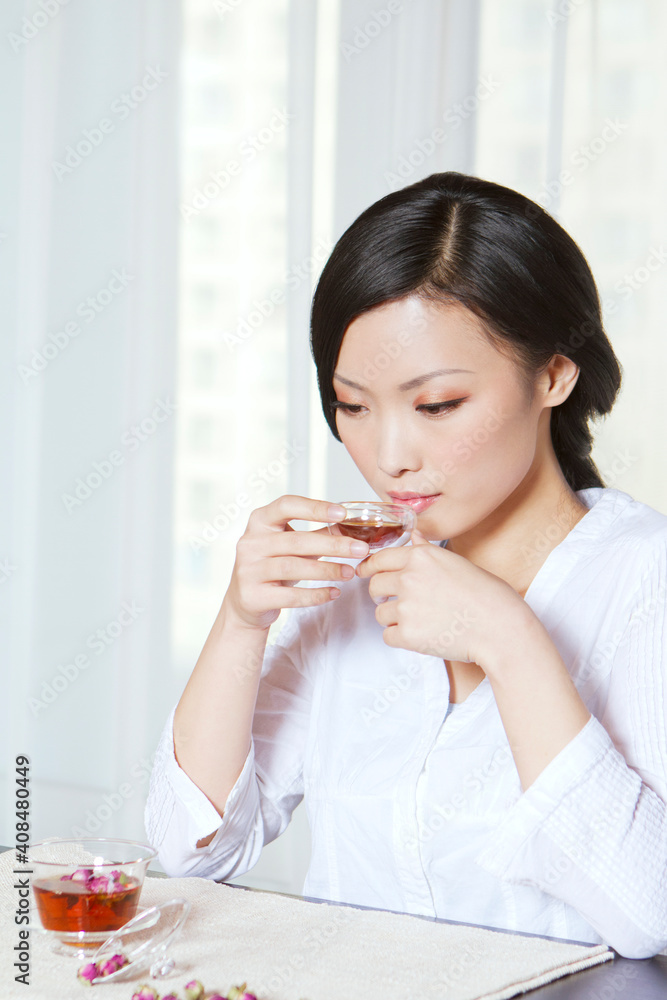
[172,0,290,672]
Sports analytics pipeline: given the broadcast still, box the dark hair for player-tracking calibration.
[310,172,622,492]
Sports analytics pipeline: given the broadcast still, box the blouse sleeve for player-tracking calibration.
[144,605,322,881]
[474,539,667,959]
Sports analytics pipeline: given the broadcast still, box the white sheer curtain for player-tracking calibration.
[474,0,667,511]
[325,0,483,499]
[2,0,665,899]
[1,1,182,843]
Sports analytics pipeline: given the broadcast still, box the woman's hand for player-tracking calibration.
[355,528,524,665]
[222,494,370,632]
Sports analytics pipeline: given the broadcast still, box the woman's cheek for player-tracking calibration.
[339,426,373,471]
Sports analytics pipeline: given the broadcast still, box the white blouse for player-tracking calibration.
[145,487,667,959]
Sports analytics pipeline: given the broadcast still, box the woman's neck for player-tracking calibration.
[444,461,591,600]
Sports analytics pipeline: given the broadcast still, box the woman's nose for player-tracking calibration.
[375,419,421,477]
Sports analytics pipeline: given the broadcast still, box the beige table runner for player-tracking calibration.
[0,849,612,1000]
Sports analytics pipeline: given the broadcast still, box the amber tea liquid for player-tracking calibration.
[338,518,404,548]
[33,875,141,934]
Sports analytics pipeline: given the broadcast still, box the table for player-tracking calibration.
[217,878,667,1000]
[9,845,665,999]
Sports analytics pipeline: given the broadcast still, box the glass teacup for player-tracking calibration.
[27,837,157,956]
[327,501,415,551]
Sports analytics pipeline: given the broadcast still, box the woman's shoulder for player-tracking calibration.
[576,486,667,564]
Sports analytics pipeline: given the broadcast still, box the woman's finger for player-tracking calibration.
[259,583,344,610]
[380,624,402,648]
[252,555,357,585]
[367,570,402,602]
[355,545,410,578]
[255,528,369,561]
[248,494,346,531]
[375,599,399,628]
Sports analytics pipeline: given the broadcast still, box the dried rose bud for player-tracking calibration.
[88,875,110,894]
[71,868,94,883]
[184,981,205,1000]
[109,869,129,884]
[241,994,257,1000]
[226,984,248,1000]
[97,952,128,977]
[160,995,180,1000]
[77,962,99,985]
[131,987,160,1000]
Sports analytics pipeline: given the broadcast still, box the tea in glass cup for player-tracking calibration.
[27,837,157,954]
[327,501,415,551]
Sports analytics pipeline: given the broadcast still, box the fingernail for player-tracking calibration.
[340,564,354,579]
[372,595,388,605]
[328,505,346,519]
[350,541,369,556]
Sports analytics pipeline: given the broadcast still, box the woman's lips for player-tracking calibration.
[389,494,440,514]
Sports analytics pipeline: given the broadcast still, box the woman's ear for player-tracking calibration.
[540,353,581,408]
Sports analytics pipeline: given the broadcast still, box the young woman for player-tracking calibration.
[145,172,667,959]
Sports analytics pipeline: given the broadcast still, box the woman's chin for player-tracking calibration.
[415,509,448,542]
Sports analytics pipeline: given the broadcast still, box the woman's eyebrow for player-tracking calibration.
[332,373,365,390]
[398,368,474,391]
[333,369,474,392]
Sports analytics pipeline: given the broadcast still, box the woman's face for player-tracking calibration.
[332,295,562,541]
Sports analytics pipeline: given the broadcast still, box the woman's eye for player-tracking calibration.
[417,398,466,416]
[331,402,365,415]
